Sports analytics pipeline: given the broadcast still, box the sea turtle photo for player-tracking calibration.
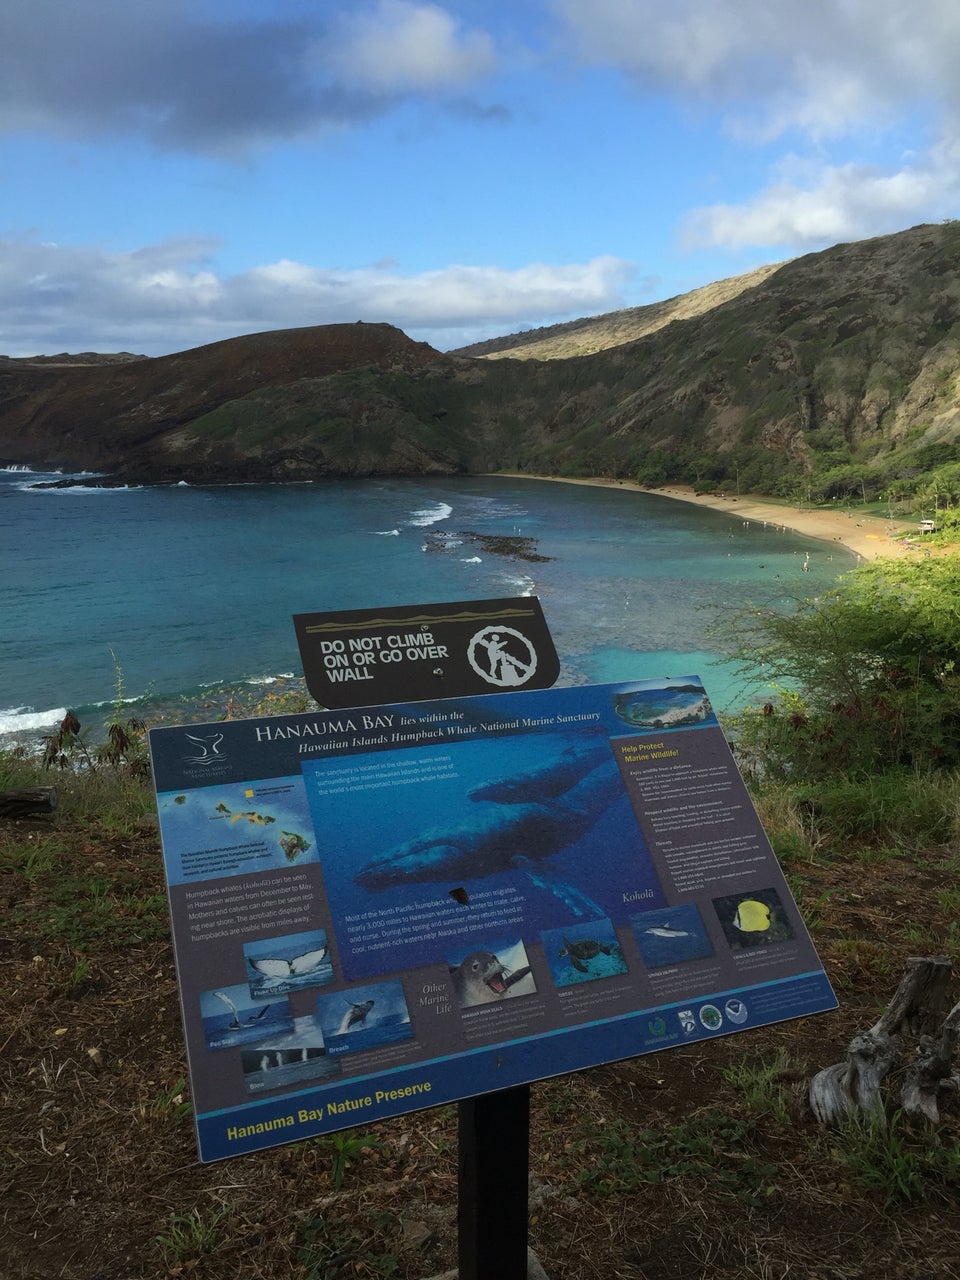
[558,936,612,973]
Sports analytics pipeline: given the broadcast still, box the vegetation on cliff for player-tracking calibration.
[2,224,959,501]
[726,554,960,780]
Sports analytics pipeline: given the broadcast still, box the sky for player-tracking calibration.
[2,0,960,357]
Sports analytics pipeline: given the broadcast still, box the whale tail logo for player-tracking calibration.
[183,732,226,765]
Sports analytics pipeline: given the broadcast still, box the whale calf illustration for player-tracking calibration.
[355,745,621,894]
[467,740,611,804]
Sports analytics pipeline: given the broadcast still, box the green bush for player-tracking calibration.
[792,772,959,849]
[723,556,960,778]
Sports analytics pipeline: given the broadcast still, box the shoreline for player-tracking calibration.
[493,473,919,563]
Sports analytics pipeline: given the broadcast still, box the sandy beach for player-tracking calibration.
[496,474,921,563]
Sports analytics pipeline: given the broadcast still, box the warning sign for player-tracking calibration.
[293,598,560,708]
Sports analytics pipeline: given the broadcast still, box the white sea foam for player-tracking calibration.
[373,528,400,536]
[500,573,536,595]
[195,672,296,693]
[0,705,66,734]
[1,463,34,473]
[33,484,143,495]
[408,501,453,527]
[85,694,143,709]
[461,556,482,563]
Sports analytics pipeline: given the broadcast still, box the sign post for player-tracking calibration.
[458,1085,530,1280]
[296,595,559,1277]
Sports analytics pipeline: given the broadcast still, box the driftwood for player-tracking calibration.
[809,956,957,1125]
[0,787,58,819]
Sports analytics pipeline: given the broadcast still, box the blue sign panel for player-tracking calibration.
[150,676,837,1163]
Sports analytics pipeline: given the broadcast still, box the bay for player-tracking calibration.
[0,469,850,737]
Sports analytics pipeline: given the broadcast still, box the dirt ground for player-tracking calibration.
[3,792,959,1280]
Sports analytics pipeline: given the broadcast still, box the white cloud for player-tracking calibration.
[550,0,960,140]
[684,149,960,249]
[0,238,635,356]
[329,1,497,93]
[548,0,960,250]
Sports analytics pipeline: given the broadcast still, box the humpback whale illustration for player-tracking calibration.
[338,999,375,1034]
[211,990,272,1029]
[467,740,610,804]
[247,947,328,983]
[355,741,621,915]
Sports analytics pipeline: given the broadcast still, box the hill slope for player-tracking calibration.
[0,323,440,477]
[449,261,785,360]
[2,223,960,494]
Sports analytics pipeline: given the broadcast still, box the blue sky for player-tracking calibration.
[2,0,959,356]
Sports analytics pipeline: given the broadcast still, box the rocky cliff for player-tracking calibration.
[3,223,959,495]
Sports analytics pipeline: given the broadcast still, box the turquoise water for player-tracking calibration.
[0,469,852,736]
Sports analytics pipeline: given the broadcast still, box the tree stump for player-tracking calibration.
[901,998,960,1123]
[809,956,955,1126]
[0,787,58,819]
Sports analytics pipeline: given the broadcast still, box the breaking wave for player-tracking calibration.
[407,501,453,527]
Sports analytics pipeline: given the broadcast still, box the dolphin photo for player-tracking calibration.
[629,903,715,969]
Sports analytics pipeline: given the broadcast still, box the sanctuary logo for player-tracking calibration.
[183,732,227,766]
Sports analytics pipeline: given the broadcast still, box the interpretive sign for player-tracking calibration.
[150,676,837,1163]
[293,597,560,707]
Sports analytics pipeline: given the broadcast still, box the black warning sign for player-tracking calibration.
[293,597,560,708]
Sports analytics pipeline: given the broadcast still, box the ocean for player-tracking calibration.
[0,469,851,739]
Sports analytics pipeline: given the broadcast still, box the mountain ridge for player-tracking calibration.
[3,223,959,499]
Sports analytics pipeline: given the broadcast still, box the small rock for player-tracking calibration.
[400,1218,433,1249]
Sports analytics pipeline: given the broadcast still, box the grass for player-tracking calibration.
[565,1110,780,1206]
[298,1210,400,1279]
[829,1109,960,1208]
[155,1206,230,1266]
[720,1049,798,1124]
[793,771,959,850]
[313,1130,387,1190]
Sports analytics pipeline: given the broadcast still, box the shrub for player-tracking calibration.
[722,556,960,778]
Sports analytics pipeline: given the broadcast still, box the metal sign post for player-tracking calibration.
[458,1085,531,1280]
